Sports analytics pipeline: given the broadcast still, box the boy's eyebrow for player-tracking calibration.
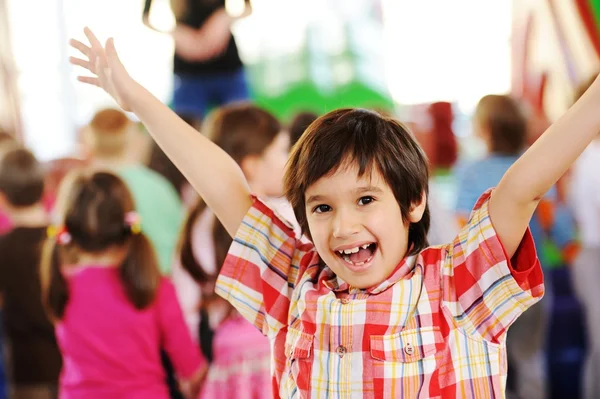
[306,194,326,206]
[354,185,384,195]
[306,186,384,205]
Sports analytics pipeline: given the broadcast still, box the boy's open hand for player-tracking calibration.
[69,27,134,112]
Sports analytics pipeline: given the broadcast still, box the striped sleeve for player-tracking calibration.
[215,196,313,338]
[441,189,544,343]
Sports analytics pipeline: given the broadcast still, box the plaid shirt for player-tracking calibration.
[216,190,544,398]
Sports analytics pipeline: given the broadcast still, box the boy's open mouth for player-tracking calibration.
[336,243,377,266]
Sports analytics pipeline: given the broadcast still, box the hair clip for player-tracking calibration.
[47,225,72,245]
[125,211,142,235]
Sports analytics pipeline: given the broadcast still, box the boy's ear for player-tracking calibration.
[408,191,427,223]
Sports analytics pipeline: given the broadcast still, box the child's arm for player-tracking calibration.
[69,28,251,237]
[490,76,600,257]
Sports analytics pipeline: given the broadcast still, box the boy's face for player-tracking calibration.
[305,163,425,289]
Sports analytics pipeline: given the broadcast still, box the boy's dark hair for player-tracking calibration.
[41,171,161,320]
[0,148,45,207]
[475,95,527,155]
[289,111,319,147]
[284,108,430,255]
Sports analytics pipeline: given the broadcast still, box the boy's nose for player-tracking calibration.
[332,211,361,239]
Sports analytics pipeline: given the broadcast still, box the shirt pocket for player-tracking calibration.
[369,326,443,397]
[282,327,314,398]
[370,326,443,362]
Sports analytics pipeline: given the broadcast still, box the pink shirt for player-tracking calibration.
[56,266,205,399]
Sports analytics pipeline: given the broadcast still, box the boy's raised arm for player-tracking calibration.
[69,28,251,237]
[490,74,600,257]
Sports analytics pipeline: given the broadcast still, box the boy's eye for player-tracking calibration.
[313,204,331,214]
[358,196,374,206]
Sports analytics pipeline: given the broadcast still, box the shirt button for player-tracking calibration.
[336,345,347,358]
[340,298,349,304]
[404,343,414,356]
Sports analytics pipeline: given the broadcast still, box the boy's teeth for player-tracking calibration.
[338,244,372,255]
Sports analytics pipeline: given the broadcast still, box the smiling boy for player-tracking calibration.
[216,109,542,398]
[70,28,600,398]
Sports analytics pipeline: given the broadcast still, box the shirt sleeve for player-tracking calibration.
[215,196,313,338]
[157,278,206,378]
[441,189,544,343]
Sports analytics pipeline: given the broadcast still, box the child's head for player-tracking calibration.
[41,171,160,320]
[289,111,319,147]
[82,108,133,159]
[285,108,429,289]
[473,95,527,155]
[0,147,45,210]
[204,103,290,197]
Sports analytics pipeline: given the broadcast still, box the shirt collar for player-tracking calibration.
[320,254,419,295]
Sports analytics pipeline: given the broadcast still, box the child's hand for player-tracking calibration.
[69,27,134,112]
[180,366,208,399]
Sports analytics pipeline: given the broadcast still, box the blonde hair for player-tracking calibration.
[85,108,132,158]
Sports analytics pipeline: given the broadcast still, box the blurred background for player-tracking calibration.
[1,0,600,398]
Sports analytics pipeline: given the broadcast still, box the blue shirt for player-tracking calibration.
[455,155,576,268]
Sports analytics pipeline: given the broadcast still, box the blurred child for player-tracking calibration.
[0,148,62,399]
[71,28,599,397]
[455,94,578,399]
[81,108,184,274]
[40,171,206,398]
[173,103,290,398]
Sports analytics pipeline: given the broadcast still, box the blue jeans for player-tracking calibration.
[172,68,250,120]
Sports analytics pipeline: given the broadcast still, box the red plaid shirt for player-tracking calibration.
[216,190,544,398]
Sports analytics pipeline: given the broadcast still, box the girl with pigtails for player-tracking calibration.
[40,171,206,399]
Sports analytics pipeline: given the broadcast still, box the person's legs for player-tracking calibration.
[172,74,210,121]
[210,68,250,107]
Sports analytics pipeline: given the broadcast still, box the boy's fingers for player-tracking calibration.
[69,39,91,58]
[77,76,100,87]
[69,57,92,70]
[84,27,104,54]
[104,38,121,66]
